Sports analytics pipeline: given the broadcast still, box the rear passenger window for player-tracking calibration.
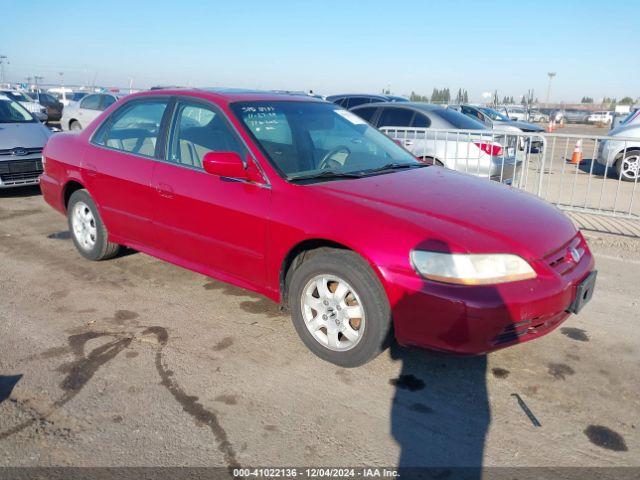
[169,102,245,169]
[352,107,377,123]
[377,108,414,128]
[80,94,101,110]
[95,100,168,157]
[100,95,117,111]
[411,113,430,128]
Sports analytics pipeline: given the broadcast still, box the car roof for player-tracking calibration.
[124,88,326,105]
[351,101,445,111]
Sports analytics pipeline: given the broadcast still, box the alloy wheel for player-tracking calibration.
[71,201,97,251]
[301,275,365,352]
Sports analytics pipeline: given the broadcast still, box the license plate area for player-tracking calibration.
[567,270,597,314]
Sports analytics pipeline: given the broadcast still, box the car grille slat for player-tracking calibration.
[543,235,585,276]
[0,159,43,186]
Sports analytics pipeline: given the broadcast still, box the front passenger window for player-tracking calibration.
[169,103,245,169]
[96,100,168,157]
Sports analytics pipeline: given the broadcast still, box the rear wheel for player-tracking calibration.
[288,249,391,367]
[615,151,640,182]
[70,120,82,131]
[67,190,120,260]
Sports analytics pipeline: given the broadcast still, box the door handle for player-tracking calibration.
[404,140,414,146]
[85,163,98,177]
[156,183,174,199]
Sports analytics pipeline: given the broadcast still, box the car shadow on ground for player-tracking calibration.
[387,239,507,478]
[0,185,42,198]
[576,158,620,179]
[389,332,489,478]
[0,375,23,403]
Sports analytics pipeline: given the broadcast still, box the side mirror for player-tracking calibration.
[202,151,248,180]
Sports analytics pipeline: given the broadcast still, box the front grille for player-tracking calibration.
[0,159,43,174]
[0,147,43,156]
[0,159,43,186]
[544,235,585,276]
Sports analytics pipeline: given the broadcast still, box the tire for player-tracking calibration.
[67,189,120,261]
[419,156,444,167]
[70,120,82,131]
[287,248,391,367]
[615,151,640,182]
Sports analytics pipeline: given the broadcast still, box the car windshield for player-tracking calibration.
[479,107,511,122]
[0,97,36,123]
[437,108,486,129]
[3,91,32,103]
[231,101,420,181]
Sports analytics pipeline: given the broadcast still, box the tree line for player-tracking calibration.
[409,88,469,104]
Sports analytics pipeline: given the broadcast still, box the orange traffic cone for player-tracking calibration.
[568,139,583,164]
[547,120,554,132]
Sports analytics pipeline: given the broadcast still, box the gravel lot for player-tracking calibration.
[0,186,638,470]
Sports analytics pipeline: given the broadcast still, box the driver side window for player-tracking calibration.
[169,102,245,169]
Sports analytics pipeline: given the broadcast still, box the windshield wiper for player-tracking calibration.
[361,162,427,174]
[287,170,364,182]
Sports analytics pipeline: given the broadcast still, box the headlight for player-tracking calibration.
[410,251,536,285]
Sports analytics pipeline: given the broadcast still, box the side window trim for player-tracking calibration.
[90,96,173,160]
[165,97,250,169]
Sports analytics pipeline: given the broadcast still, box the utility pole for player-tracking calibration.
[58,72,64,88]
[546,72,556,104]
[0,55,8,85]
[34,75,44,92]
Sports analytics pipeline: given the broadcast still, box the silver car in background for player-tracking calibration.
[0,89,48,122]
[597,109,640,182]
[60,92,125,130]
[0,94,52,188]
[349,102,521,183]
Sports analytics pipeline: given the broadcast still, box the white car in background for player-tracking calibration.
[0,89,48,121]
[60,92,124,130]
[500,106,528,122]
[587,111,613,124]
[597,109,640,182]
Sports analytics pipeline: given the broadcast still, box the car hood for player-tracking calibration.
[608,123,640,138]
[494,120,544,132]
[314,167,576,259]
[0,122,51,149]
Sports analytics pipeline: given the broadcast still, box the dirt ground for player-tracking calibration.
[0,186,639,470]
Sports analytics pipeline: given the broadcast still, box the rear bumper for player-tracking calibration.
[40,173,66,214]
[386,249,595,355]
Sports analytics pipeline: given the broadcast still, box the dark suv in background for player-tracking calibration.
[326,93,408,109]
[27,91,64,122]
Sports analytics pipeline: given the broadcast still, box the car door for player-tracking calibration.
[84,97,170,248]
[151,99,270,287]
[77,94,101,125]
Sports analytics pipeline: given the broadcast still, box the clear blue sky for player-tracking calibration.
[2,0,638,102]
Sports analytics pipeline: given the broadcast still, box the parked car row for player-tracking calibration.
[349,102,520,182]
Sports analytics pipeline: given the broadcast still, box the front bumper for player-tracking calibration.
[385,239,595,355]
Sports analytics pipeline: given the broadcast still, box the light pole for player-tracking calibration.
[58,72,64,88]
[546,72,556,104]
[0,55,8,85]
[34,75,44,92]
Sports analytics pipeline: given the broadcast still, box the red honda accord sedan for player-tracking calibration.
[40,89,596,366]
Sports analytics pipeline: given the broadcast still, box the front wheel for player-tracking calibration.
[288,249,391,367]
[67,189,121,260]
[615,152,640,182]
[70,120,82,131]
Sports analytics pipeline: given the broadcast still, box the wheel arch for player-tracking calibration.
[62,180,86,212]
